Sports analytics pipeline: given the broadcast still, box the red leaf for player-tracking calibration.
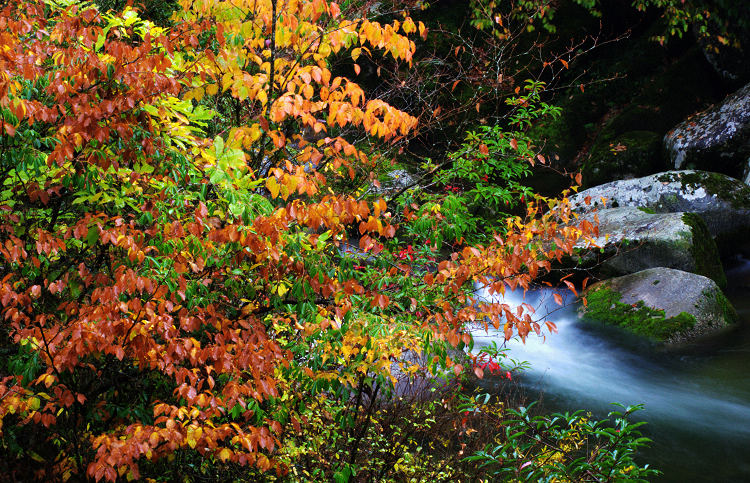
[196,201,208,219]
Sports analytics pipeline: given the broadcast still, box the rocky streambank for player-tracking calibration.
[568,162,750,346]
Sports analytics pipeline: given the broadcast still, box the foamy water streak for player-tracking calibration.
[471,275,750,480]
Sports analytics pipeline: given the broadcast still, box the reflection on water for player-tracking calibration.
[472,258,750,482]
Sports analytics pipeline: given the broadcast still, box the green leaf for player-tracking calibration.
[95,27,110,52]
[86,226,99,247]
[214,135,224,158]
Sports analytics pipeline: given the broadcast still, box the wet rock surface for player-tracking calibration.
[580,267,737,345]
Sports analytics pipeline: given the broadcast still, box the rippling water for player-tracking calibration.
[471,259,750,481]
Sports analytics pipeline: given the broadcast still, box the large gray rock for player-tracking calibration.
[579,268,737,346]
[570,170,750,254]
[664,83,750,180]
[578,206,725,287]
[367,169,419,198]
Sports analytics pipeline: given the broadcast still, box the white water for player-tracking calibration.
[472,260,750,481]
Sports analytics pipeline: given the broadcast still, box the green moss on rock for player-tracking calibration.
[582,287,696,342]
[702,288,738,325]
[656,171,750,210]
[680,212,726,287]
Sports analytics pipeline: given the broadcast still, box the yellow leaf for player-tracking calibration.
[402,18,416,34]
[248,124,262,142]
[218,448,232,462]
[267,177,280,199]
[206,83,219,96]
[192,86,205,101]
[351,47,361,61]
[257,89,268,105]
[222,72,233,91]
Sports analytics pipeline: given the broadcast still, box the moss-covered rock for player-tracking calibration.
[571,170,750,255]
[579,268,737,345]
[654,170,750,210]
[681,212,726,288]
[581,287,697,342]
[578,207,726,286]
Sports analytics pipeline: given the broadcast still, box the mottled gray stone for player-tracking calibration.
[577,207,725,286]
[367,169,419,198]
[664,83,750,179]
[570,170,750,254]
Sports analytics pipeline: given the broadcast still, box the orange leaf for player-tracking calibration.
[563,280,578,297]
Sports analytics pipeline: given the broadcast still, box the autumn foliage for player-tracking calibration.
[0,0,595,480]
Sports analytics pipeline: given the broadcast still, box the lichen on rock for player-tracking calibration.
[664,82,750,180]
[570,170,750,255]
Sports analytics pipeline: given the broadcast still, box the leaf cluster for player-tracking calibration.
[0,0,612,481]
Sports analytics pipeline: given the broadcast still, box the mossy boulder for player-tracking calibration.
[581,130,666,187]
[578,206,725,287]
[579,268,737,345]
[664,82,750,181]
[571,170,750,255]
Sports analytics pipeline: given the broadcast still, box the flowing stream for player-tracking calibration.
[471,258,750,482]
